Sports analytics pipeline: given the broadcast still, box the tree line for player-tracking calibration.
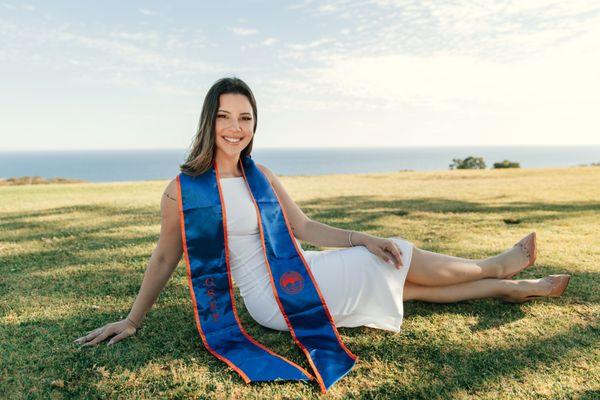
[449,157,520,170]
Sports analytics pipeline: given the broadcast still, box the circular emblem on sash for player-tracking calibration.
[279,271,304,295]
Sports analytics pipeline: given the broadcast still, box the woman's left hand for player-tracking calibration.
[362,236,404,269]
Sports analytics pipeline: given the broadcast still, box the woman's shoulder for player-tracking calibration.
[162,178,180,205]
[255,163,274,181]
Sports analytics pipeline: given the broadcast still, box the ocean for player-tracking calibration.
[1,146,599,183]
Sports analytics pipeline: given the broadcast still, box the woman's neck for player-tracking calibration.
[214,152,242,178]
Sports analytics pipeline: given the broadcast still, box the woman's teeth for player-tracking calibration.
[223,136,242,143]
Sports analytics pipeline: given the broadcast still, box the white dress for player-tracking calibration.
[221,177,414,333]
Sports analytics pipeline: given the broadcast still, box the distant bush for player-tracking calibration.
[493,160,521,169]
[449,156,486,170]
[0,176,87,186]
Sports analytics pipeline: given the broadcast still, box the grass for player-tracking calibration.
[1,166,598,399]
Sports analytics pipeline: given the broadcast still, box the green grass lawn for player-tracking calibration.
[1,166,598,399]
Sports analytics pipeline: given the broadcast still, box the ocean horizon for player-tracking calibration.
[1,146,599,183]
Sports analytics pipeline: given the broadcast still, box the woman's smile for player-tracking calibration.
[223,136,243,144]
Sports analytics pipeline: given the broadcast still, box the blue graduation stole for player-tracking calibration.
[176,155,358,393]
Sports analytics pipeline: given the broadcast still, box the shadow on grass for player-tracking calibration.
[1,298,323,398]
[1,233,159,275]
[300,196,600,227]
[4,196,597,275]
[353,320,598,399]
[402,268,599,329]
[2,197,598,397]
[5,197,599,243]
[0,204,159,243]
[0,204,162,280]
[3,292,596,399]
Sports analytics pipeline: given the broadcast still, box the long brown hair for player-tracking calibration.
[179,77,258,176]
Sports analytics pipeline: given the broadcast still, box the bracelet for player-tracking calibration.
[348,231,354,247]
[126,316,140,329]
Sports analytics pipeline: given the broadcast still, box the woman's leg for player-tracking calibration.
[405,243,530,287]
[402,278,548,303]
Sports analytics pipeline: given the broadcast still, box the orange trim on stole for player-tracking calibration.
[175,174,251,384]
[239,160,334,394]
[213,161,315,381]
[267,177,359,363]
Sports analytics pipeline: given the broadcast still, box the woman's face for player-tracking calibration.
[214,93,254,159]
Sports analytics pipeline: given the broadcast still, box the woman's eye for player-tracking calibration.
[217,114,251,120]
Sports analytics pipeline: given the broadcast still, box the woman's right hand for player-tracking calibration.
[73,318,138,347]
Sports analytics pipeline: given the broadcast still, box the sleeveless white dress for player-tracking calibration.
[221,177,414,333]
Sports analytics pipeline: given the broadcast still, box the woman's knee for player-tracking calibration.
[403,281,424,302]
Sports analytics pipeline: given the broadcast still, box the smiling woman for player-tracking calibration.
[212,96,256,175]
[74,76,571,394]
[178,78,258,177]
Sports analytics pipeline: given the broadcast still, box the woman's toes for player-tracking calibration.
[521,232,536,262]
[503,233,536,277]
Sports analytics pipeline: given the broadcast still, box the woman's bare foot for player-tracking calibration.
[489,232,537,279]
[500,274,570,303]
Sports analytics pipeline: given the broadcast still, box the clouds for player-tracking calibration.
[261,37,278,46]
[138,8,158,16]
[0,15,221,96]
[287,0,600,60]
[311,31,600,109]
[229,26,258,36]
[260,0,600,146]
[1,1,599,150]
[1,2,35,12]
[56,30,215,74]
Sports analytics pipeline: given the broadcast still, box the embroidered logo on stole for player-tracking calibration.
[176,155,357,393]
[280,271,304,295]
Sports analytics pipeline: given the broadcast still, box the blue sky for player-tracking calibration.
[1,1,599,150]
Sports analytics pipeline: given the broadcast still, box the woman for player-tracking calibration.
[74,77,570,347]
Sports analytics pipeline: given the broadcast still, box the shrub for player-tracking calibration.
[449,156,486,170]
[493,160,521,169]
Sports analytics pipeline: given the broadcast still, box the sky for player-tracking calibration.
[1,0,599,151]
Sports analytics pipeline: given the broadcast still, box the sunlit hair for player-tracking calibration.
[179,76,258,176]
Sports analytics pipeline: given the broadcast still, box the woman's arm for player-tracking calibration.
[302,219,375,248]
[126,178,183,327]
[257,164,403,268]
[74,179,183,346]
[256,163,374,248]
